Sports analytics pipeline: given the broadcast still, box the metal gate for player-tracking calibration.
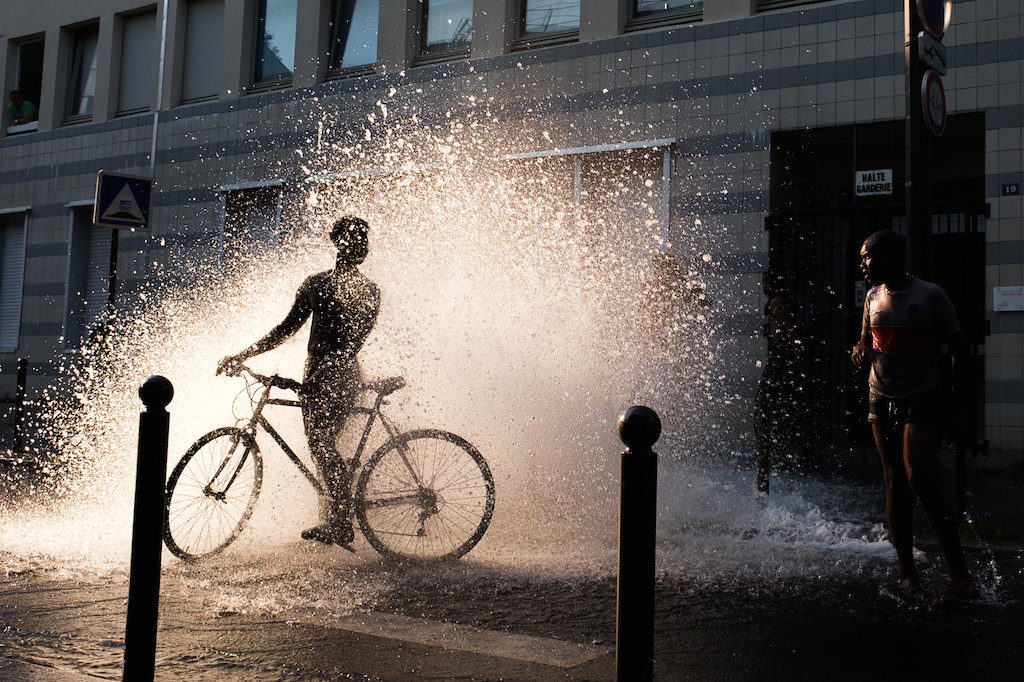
[765,202,987,450]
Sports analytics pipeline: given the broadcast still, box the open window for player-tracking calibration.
[64,23,100,123]
[7,38,43,134]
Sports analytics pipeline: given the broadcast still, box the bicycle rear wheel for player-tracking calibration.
[164,427,263,561]
[355,430,495,561]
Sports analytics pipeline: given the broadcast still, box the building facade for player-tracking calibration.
[1,0,1022,465]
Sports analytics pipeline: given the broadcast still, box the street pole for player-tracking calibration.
[615,406,660,681]
[905,0,931,278]
[123,375,173,681]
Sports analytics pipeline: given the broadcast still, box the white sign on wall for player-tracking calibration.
[994,286,1024,312]
[855,169,893,196]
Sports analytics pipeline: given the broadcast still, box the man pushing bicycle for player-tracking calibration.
[217,216,380,548]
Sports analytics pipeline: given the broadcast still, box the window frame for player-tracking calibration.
[7,36,44,135]
[251,0,298,89]
[626,0,702,32]
[0,208,29,353]
[512,0,580,51]
[179,0,225,104]
[217,180,286,272]
[115,7,158,117]
[326,0,380,79]
[62,202,117,351]
[63,22,100,125]
[414,0,473,64]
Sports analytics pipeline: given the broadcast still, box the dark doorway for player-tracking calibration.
[766,116,986,450]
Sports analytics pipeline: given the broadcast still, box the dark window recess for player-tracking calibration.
[223,187,282,267]
[328,0,379,71]
[14,40,44,117]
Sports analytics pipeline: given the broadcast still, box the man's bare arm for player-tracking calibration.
[218,281,314,374]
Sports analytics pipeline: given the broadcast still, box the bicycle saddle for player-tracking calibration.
[364,376,405,396]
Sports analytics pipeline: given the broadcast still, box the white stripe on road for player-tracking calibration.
[324,611,613,669]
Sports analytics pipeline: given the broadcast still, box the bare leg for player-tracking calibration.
[872,423,917,583]
[903,423,971,584]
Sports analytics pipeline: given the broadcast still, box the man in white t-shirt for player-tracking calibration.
[851,230,974,608]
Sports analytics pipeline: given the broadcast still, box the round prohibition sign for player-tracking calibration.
[916,0,949,37]
[921,69,946,137]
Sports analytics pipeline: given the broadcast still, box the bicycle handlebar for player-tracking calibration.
[228,364,402,397]
[233,365,303,393]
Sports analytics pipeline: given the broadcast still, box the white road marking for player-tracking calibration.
[299,610,613,668]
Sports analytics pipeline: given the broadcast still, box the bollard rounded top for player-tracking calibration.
[617,405,661,451]
[139,375,174,409]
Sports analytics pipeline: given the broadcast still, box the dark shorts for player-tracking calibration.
[868,388,946,432]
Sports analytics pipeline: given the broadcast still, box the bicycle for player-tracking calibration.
[163,365,495,563]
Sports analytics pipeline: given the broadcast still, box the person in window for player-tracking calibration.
[755,270,807,494]
[850,230,974,608]
[7,90,38,125]
[218,216,380,548]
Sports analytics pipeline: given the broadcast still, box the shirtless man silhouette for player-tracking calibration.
[218,216,380,547]
[851,230,974,607]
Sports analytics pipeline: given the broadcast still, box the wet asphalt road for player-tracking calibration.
[2,462,1023,680]
[1,544,1023,681]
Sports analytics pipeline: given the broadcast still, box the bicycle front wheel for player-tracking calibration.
[355,430,495,561]
[164,427,263,561]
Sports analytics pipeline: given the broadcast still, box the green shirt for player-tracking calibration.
[7,99,37,122]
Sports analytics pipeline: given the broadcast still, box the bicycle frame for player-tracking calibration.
[243,381,406,499]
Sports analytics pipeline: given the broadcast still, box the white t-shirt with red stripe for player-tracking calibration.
[861,277,960,398]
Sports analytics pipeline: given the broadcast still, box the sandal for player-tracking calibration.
[933,581,978,609]
[897,579,930,606]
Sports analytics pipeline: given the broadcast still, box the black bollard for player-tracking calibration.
[124,376,173,681]
[615,405,661,681]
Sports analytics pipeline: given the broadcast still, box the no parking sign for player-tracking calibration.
[921,69,947,137]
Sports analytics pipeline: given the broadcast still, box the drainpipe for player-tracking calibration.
[150,0,169,177]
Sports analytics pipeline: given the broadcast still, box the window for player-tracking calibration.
[222,185,283,269]
[0,213,27,351]
[420,0,472,56]
[65,25,99,120]
[64,208,113,348]
[328,0,379,71]
[521,0,579,37]
[117,11,157,114]
[181,0,224,102]
[8,39,44,133]
[631,0,701,26]
[253,0,297,84]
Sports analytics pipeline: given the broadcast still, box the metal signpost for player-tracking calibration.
[92,171,154,316]
[904,0,949,277]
